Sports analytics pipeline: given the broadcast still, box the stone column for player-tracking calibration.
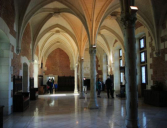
[120,6,140,128]
[88,46,99,109]
[74,64,78,94]
[79,59,84,98]
[34,61,38,88]
[102,54,107,83]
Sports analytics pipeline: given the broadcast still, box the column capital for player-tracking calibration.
[121,6,138,28]
[75,63,78,67]
[16,47,21,54]
[80,58,84,62]
[155,49,161,57]
[121,14,137,28]
[89,46,96,55]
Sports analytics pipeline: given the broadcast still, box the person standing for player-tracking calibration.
[51,78,54,94]
[105,75,114,98]
[83,77,87,94]
[46,79,50,93]
[96,78,102,98]
[47,79,52,94]
[54,82,58,93]
[110,75,114,98]
[48,79,52,94]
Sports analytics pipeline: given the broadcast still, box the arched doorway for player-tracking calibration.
[23,63,29,92]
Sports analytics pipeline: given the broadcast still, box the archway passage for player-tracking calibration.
[45,48,74,92]
[0,29,11,115]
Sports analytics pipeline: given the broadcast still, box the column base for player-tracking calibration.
[79,92,85,99]
[88,98,99,109]
[125,118,140,128]
[74,90,79,94]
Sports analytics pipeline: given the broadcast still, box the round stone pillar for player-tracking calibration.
[121,6,140,128]
[88,46,99,109]
[74,64,78,94]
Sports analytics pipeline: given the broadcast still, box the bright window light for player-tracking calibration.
[141,66,146,83]
[120,59,123,66]
[119,49,122,57]
[140,38,145,48]
[121,73,124,83]
[141,52,145,62]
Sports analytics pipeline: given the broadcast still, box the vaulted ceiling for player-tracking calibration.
[14,0,167,67]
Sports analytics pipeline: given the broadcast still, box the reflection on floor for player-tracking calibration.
[3,92,167,128]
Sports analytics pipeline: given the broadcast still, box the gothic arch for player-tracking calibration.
[34,24,78,51]
[99,26,124,50]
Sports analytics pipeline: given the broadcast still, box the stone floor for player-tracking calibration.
[3,92,167,128]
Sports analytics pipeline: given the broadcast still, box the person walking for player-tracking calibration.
[51,78,54,94]
[83,77,87,94]
[110,75,114,98]
[96,78,102,98]
[105,75,114,98]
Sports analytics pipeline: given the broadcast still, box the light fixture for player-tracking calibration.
[130,6,138,15]
[130,6,138,10]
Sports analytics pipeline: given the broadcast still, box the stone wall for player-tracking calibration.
[0,0,16,37]
[135,21,143,30]
[12,23,33,77]
[11,46,21,76]
[135,17,167,88]
[45,48,74,76]
[150,16,167,86]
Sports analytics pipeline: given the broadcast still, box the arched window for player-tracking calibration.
[119,49,124,84]
[139,37,147,96]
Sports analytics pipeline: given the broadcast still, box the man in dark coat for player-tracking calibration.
[105,75,114,98]
[47,79,52,94]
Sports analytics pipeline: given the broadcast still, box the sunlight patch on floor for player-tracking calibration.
[39,93,79,97]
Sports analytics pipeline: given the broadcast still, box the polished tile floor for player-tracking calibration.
[3,92,167,128]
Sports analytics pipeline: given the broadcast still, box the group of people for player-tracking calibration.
[83,76,114,98]
[46,78,58,94]
[46,76,114,97]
